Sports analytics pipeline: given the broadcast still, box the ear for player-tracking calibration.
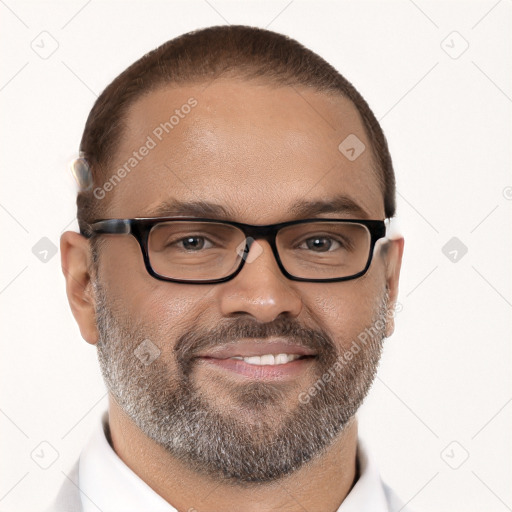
[60,231,99,345]
[382,236,404,338]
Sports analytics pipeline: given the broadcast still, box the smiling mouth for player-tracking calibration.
[201,353,316,366]
[195,353,317,381]
[193,338,318,379]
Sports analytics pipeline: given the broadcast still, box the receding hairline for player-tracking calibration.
[104,76,384,204]
[106,74,369,160]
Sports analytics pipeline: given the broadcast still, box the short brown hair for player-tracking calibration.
[77,25,395,236]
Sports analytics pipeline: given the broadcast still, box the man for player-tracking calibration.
[54,25,406,511]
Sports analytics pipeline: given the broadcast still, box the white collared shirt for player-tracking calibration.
[78,411,409,512]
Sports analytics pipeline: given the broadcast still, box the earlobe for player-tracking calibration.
[60,231,99,345]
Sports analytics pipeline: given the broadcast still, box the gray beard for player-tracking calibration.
[94,279,388,484]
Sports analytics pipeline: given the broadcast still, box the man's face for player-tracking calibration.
[91,79,395,482]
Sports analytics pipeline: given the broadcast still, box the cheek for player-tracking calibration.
[141,291,201,334]
[309,276,385,349]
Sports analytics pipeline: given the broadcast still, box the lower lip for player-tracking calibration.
[196,356,316,380]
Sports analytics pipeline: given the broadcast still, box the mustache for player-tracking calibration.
[174,316,336,364]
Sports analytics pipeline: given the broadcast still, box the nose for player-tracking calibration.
[218,239,303,323]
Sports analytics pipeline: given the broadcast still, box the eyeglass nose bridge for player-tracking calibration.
[235,224,284,269]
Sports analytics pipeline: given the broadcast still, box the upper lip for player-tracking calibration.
[195,338,317,359]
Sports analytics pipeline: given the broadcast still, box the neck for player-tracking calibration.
[108,397,359,512]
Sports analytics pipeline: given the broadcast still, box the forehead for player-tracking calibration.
[106,79,384,222]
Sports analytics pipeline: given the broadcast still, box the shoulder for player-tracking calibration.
[44,459,83,512]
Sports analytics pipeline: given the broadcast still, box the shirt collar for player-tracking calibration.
[337,438,389,511]
[79,410,390,512]
[79,411,175,512]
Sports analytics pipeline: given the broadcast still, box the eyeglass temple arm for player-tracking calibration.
[88,219,132,235]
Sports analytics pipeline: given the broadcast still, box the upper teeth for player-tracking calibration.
[229,353,302,365]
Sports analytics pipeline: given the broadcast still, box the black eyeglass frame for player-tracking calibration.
[83,217,387,284]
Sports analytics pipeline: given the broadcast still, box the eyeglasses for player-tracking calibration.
[83,217,386,284]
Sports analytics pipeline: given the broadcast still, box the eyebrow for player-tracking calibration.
[144,194,370,221]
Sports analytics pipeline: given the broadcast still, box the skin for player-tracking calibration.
[61,78,404,512]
